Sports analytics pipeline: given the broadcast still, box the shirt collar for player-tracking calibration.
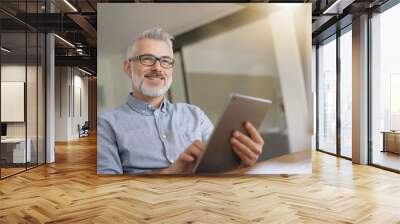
[127,93,168,115]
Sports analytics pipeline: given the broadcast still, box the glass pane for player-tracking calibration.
[169,51,187,103]
[38,33,46,164]
[317,36,337,154]
[27,31,38,169]
[371,3,400,171]
[340,29,352,158]
[1,31,27,177]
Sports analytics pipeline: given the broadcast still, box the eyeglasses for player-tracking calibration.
[129,54,175,69]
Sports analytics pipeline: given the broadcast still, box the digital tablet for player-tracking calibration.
[193,93,272,173]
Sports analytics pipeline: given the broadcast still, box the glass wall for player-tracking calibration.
[0,1,46,179]
[37,32,45,165]
[27,31,38,169]
[317,35,337,155]
[1,31,28,177]
[340,27,352,158]
[371,2,400,171]
[316,25,353,159]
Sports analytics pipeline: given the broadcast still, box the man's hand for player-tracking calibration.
[230,121,264,167]
[160,140,205,174]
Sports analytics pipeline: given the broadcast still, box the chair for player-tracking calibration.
[78,121,90,138]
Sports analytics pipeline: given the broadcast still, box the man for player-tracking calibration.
[98,27,264,174]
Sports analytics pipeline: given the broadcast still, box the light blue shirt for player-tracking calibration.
[97,94,214,174]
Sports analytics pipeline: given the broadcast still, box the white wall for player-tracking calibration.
[1,63,46,163]
[1,65,40,138]
[55,67,68,141]
[182,16,278,77]
[55,67,89,141]
[97,52,130,114]
[72,73,89,138]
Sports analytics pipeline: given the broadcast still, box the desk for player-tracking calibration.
[381,131,400,154]
[227,150,311,174]
[1,138,31,163]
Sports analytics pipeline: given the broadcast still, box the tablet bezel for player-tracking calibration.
[193,93,272,173]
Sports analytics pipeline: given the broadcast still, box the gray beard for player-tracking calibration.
[131,72,172,97]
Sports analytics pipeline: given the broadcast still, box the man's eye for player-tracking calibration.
[142,56,154,61]
[161,59,172,64]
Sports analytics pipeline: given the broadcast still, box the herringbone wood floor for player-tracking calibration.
[1,135,400,224]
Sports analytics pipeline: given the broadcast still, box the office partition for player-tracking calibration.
[0,1,47,179]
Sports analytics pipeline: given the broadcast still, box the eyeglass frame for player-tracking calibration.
[128,54,175,69]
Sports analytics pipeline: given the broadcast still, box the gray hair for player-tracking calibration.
[126,27,174,60]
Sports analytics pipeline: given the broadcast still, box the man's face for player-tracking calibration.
[127,38,173,97]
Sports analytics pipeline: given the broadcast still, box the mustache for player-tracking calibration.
[143,72,165,79]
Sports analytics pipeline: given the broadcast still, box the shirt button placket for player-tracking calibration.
[154,111,172,164]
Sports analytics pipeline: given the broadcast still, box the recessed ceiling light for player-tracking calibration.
[1,47,11,53]
[54,34,75,48]
[77,67,93,76]
[63,0,78,12]
[323,0,354,15]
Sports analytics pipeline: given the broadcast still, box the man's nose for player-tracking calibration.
[151,59,163,70]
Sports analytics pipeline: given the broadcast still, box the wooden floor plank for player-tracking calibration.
[0,135,399,223]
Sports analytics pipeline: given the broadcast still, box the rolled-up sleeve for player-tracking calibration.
[97,115,123,174]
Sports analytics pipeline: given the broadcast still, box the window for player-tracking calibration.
[317,36,337,154]
[371,2,400,171]
[340,28,352,158]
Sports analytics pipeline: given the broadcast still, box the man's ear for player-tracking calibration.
[123,60,132,79]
